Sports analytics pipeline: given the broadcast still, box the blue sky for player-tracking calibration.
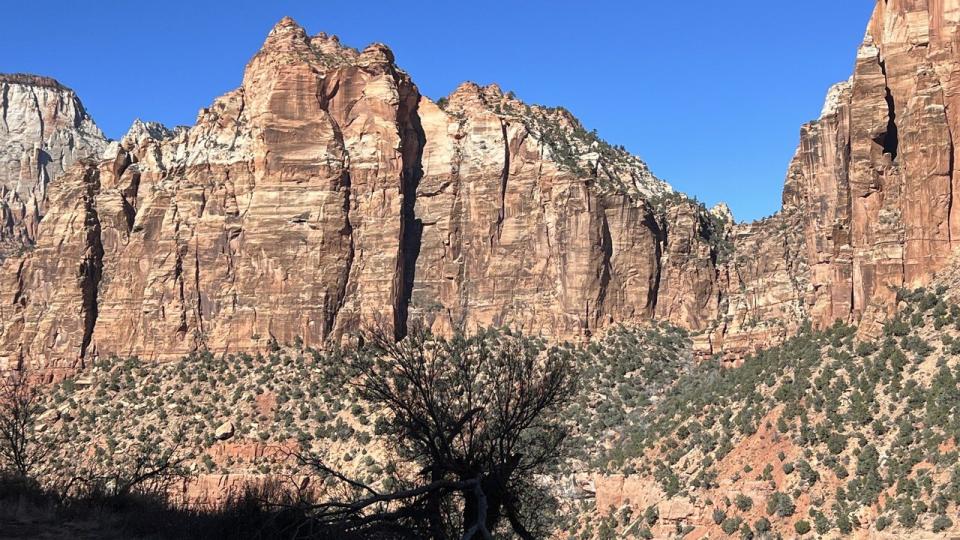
[1,1,874,222]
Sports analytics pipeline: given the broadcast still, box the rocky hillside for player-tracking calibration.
[579,271,960,539]
[24,322,691,510]
[0,2,959,380]
[25,255,960,539]
[7,3,960,538]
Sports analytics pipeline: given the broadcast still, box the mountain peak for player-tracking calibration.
[0,73,69,91]
[254,19,399,73]
[357,43,395,66]
[709,202,734,223]
[121,118,175,146]
[268,16,304,36]
[259,16,310,54]
[819,78,853,119]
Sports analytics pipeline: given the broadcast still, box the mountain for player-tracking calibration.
[3,1,960,538]
[0,74,106,259]
[2,3,959,377]
[0,17,716,374]
[585,281,960,539]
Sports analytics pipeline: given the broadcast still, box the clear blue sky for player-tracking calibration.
[1,0,874,222]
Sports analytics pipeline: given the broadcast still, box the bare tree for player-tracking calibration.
[345,323,577,539]
[0,369,49,480]
[284,450,482,539]
[61,431,189,502]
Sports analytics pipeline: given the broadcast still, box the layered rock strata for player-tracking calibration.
[0,74,107,259]
[3,1,960,370]
[1,19,699,371]
[690,0,960,359]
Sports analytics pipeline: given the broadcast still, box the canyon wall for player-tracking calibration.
[0,19,712,372]
[694,0,960,358]
[2,1,960,371]
[0,74,106,259]
[775,0,960,341]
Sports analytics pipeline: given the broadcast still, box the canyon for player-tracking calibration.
[6,1,960,538]
[0,1,957,378]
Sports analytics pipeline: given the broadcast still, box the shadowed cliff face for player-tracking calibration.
[2,2,960,372]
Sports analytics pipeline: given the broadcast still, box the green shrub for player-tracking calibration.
[836,511,853,534]
[856,341,878,357]
[933,515,953,533]
[644,505,658,526]
[827,433,847,455]
[766,492,795,517]
[814,511,831,534]
[721,517,742,535]
[897,502,917,528]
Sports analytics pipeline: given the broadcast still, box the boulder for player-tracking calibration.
[215,421,235,441]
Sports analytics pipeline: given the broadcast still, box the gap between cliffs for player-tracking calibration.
[392,88,426,340]
[78,166,104,365]
[877,59,899,161]
[495,118,510,242]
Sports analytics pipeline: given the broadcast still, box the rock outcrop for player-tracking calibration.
[0,74,107,259]
[3,2,960,371]
[0,18,698,372]
[772,0,960,342]
[689,0,960,359]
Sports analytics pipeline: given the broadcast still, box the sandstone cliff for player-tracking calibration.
[3,1,960,371]
[0,18,717,372]
[0,74,106,259]
[691,0,960,360]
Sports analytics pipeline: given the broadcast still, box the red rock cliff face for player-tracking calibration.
[4,2,960,371]
[693,0,960,359]
[409,83,696,338]
[775,0,960,341]
[0,18,710,372]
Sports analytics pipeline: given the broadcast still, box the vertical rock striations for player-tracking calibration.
[0,19,693,372]
[0,74,106,258]
[773,0,960,343]
[695,0,960,359]
[4,2,960,371]
[409,83,677,339]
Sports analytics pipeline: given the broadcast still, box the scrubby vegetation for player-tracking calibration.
[569,285,960,538]
[6,284,960,538]
[1,324,582,538]
[0,474,393,539]
[562,323,692,471]
[448,85,738,273]
[458,85,672,201]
